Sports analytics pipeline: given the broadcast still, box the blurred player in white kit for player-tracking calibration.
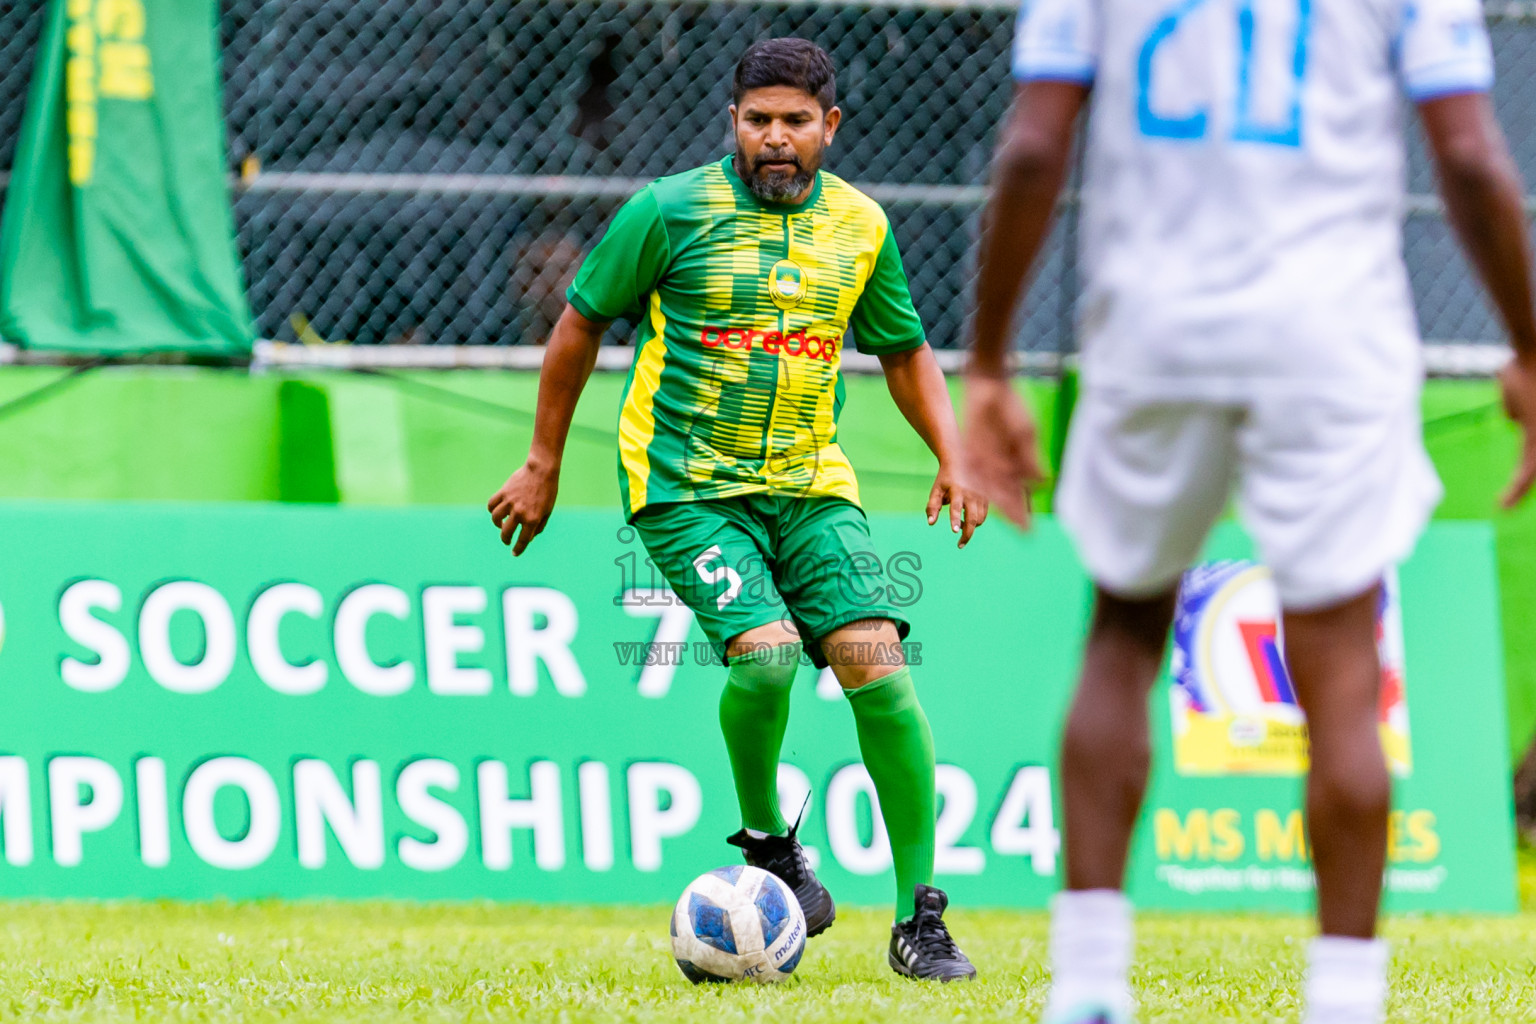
[964,0,1536,1021]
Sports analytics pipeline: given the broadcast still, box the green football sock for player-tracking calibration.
[846,666,936,921]
[718,644,799,835]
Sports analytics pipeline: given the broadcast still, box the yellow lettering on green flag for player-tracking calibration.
[0,0,252,355]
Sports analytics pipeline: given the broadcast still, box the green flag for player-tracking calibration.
[0,0,252,355]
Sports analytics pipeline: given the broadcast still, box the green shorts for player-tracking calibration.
[633,494,911,667]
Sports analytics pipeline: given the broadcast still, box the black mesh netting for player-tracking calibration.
[0,1,1531,349]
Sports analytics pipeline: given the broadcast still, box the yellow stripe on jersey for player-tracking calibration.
[701,167,740,315]
[618,292,670,514]
[815,178,887,315]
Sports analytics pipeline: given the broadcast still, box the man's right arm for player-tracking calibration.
[488,304,609,555]
[488,187,671,554]
[1420,92,1536,507]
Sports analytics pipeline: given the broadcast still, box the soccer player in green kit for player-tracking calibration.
[487,37,983,981]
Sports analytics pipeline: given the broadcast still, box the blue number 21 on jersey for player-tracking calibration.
[1137,0,1312,147]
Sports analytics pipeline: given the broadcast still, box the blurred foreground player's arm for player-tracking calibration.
[488,189,669,554]
[1419,92,1536,507]
[962,81,1087,526]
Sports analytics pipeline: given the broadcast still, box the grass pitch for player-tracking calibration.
[2,852,1533,1023]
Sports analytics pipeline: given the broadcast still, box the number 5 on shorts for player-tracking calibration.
[693,544,743,610]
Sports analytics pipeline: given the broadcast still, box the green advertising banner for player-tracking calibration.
[0,502,1515,912]
[0,0,252,355]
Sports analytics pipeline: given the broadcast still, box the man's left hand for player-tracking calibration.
[926,464,989,549]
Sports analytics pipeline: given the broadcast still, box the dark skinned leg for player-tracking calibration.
[1283,586,1389,939]
[1061,586,1179,890]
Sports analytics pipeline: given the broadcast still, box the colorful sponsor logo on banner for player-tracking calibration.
[1169,561,1411,777]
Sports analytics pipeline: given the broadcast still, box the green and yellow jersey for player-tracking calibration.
[566,154,926,520]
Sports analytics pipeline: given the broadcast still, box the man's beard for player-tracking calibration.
[735,144,820,202]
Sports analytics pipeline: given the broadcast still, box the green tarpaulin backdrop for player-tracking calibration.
[0,503,1516,910]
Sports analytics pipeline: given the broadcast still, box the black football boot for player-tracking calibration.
[888,884,977,981]
[726,821,836,937]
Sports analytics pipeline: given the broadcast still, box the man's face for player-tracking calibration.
[730,86,841,203]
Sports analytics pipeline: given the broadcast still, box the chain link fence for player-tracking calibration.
[2,1,1534,352]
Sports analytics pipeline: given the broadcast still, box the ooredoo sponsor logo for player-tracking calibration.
[699,326,839,361]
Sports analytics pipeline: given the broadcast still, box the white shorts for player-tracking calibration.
[1054,388,1443,610]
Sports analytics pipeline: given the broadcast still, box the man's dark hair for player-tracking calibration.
[733,38,837,112]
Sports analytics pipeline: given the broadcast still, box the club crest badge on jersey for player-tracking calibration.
[1170,561,1411,777]
[768,259,807,310]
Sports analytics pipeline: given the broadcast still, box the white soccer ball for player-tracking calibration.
[670,864,807,984]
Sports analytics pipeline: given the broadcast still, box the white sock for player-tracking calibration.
[1044,889,1135,1019]
[1304,936,1389,1024]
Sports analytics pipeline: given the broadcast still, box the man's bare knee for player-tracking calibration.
[1313,766,1390,822]
[1080,585,1178,701]
[821,618,905,690]
[726,620,802,662]
[1284,586,1382,730]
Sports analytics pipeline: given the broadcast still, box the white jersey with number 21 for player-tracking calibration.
[1013,0,1495,402]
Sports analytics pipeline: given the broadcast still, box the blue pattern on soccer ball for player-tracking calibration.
[754,877,791,945]
[708,864,744,884]
[775,940,804,975]
[688,892,738,954]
